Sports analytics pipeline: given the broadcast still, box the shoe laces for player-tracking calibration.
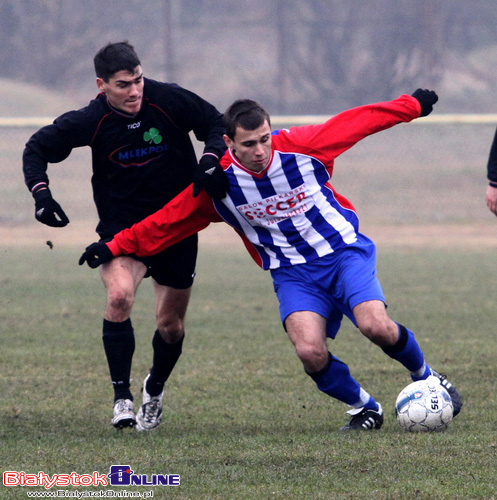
[115,399,133,413]
[142,397,161,423]
[432,371,454,390]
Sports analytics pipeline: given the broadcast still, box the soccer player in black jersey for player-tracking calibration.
[486,127,497,215]
[23,41,227,430]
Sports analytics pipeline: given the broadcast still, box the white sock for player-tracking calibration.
[411,363,431,381]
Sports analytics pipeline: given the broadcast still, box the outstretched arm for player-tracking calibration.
[279,90,437,167]
[79,185,222,268]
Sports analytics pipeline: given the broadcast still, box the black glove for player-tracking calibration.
[78,242,114,268]
[411,89,438,117]
[193,154,229,199]
[33,188,70,227]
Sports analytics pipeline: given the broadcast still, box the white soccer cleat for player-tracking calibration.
[136,374,164,432]
[112,398,136,429]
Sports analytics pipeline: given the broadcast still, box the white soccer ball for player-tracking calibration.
[395,375,454,432]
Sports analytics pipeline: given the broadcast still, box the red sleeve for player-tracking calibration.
[273,94,422,167]
[107,184,222,257]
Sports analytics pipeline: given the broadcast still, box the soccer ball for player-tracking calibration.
[395,376,454,432]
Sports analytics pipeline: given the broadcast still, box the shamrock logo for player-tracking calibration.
[144,127,162,144]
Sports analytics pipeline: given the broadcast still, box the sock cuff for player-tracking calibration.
[382,323,409,355]
[103,318,133,335]
[306,352,332,379]
[152,329,184,353]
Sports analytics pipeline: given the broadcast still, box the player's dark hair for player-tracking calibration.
[224,99,271,139]
[94,41,141,81]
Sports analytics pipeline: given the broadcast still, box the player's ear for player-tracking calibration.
[96,78,105,93]
[223,134,234,149]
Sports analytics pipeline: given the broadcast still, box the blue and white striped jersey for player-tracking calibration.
[213,145,359,269]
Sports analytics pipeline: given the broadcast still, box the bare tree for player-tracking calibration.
[2,0,497,113]
[272,0,451,113]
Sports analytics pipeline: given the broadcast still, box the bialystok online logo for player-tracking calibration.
[107,466,179,486]
[3,465,180,489]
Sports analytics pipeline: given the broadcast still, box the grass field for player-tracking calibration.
[1,234,497,499]
[2,117,497,498]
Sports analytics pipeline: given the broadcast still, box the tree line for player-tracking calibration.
[1,0,496,114]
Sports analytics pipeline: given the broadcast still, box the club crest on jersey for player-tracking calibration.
[236,185,310,227]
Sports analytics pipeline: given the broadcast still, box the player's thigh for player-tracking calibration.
[284,310,328,349]
[352,299,398,344]
[154,281,192,332]
[100,255,148,295]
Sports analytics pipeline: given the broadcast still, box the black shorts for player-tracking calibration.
[102,234,198,289]
[139,233,198,288]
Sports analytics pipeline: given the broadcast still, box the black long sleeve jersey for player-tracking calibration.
[487,127,497,183]
[23,78,226,237]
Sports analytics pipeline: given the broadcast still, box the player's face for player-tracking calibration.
[97,66,144,115]
[224,120,272,172]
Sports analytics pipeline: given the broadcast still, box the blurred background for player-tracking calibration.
[2,0,497,115]
[1,0,497,246]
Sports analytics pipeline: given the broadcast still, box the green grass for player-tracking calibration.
[1,244,497,499]
[4,83,497,499]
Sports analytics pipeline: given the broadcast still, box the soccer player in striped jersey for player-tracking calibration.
[80,90,462,430]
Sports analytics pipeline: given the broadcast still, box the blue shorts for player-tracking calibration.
[270,233,385,339]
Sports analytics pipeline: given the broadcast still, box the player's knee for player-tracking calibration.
[106,289,134,315]
[359,316,396,346]
[157,316,185,343]
[295,343,328,372]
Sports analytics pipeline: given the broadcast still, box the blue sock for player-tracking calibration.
[307,352,375,408]
[382,323,426,373]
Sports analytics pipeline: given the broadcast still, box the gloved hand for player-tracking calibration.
[411,89,438,117]
[193,154,229,199]
[78,242,114,268]
[33,188,70,227]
